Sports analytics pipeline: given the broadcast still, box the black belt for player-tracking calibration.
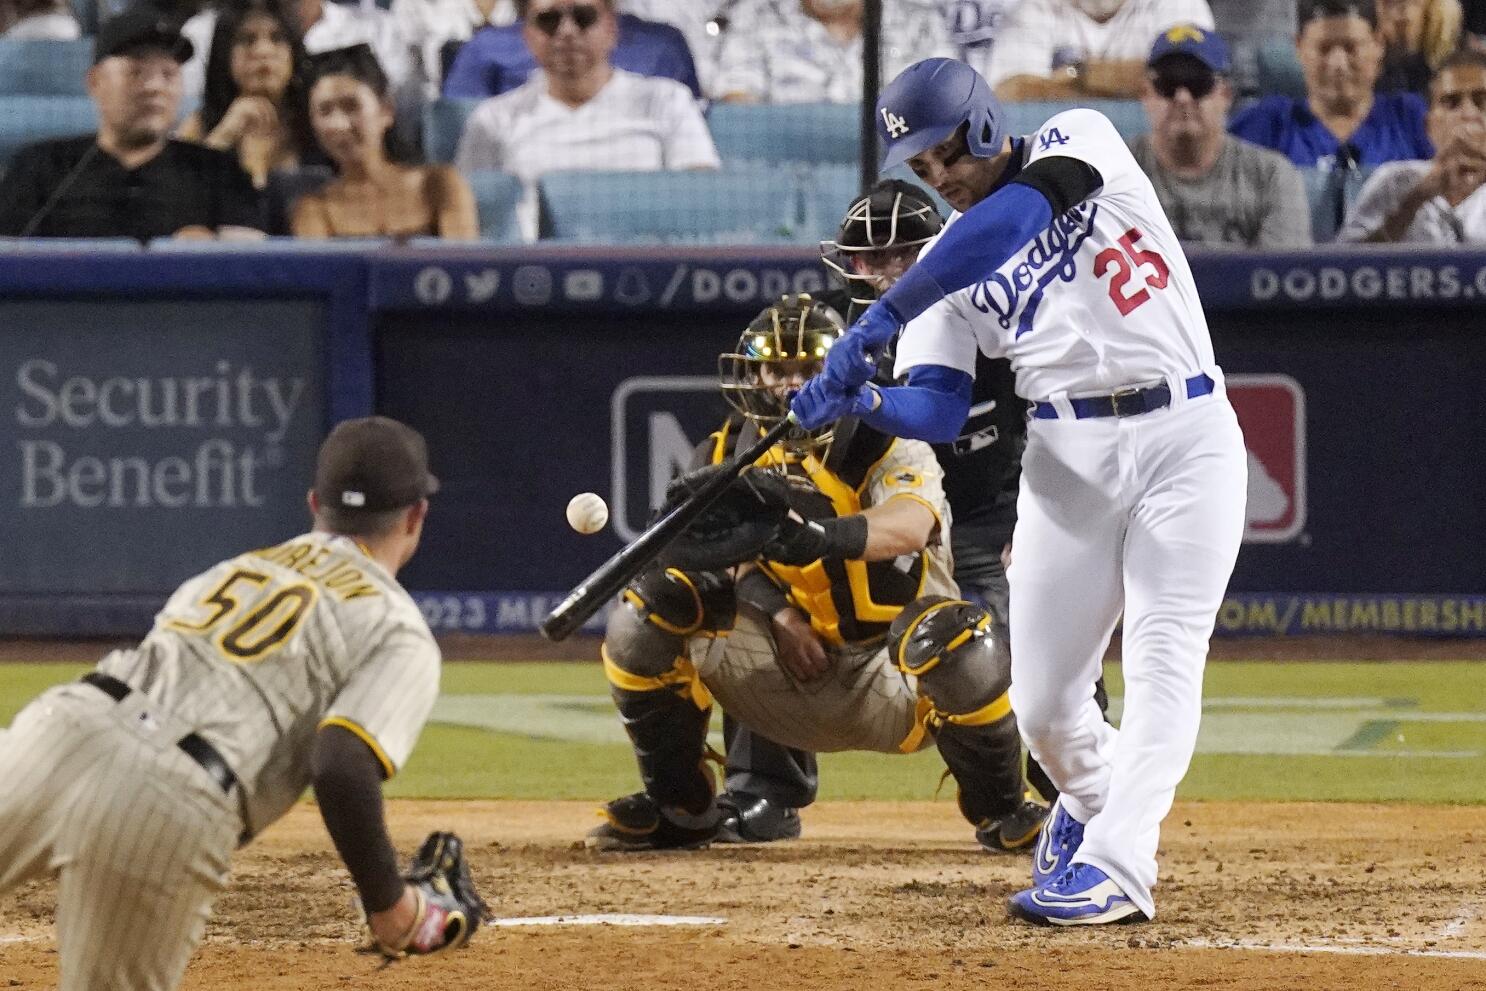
[1031,373,1215,420]
[81,672,238,794]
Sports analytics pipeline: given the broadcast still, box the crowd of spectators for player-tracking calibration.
[1,0,1486,248]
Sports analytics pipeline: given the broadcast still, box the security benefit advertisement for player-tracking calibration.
[0,300,325,602]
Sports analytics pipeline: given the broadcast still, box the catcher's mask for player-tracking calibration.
[719,293,845,451]
[821,178,943,308]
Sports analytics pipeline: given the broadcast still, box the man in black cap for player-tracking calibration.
[0,4,263,239]
[0,416,489,991]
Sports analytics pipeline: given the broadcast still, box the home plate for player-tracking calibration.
[489,914,726,928]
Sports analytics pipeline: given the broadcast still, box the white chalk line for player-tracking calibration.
[1181,938,1486,960]
[0,934,42,945]
[488,913,726,928]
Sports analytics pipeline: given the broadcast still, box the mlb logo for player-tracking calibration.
[609,376,728,540]
[1227,374,1306,543]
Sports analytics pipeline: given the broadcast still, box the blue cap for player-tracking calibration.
[876,58,1005,171]
[1147,23,1230,74]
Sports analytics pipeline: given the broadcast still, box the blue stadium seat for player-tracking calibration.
[1001,99,1149,141]
[1256,39,1306,100]
[422,97,481,165]
[706,102,862,166]
[0,39,93,96]
[0,96,98,168]
[465,169,522,243]
[799,164,864,242]
[538,168,801,244]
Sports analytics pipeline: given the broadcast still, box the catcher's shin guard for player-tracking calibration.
[601,568,735,813]
[890,596,1026,828]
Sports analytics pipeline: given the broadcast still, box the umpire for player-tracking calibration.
[719,180,1053,847]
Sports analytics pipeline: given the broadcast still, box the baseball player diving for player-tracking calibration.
[0,417,488,990]
[588,293,1042,854]
[792,57,1248,925]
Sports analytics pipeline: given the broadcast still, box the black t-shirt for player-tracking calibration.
[0,136,263,240]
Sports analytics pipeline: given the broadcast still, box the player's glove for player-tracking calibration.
[372,831,490,958]
[658,465,792,572]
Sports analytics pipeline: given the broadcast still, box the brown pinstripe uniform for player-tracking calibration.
[0,530,440,991]
[684,431,961,755]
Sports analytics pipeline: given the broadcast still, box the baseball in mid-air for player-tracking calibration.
[566,492,609,535]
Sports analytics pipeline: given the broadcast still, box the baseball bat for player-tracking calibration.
[540,417,793,642]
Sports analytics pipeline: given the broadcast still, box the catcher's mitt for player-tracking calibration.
[372,831,490,958]
[658,465,792,572]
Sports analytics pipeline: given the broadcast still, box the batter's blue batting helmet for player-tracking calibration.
[876,58,1005,171]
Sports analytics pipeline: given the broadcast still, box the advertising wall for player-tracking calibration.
[0,246,1481,636]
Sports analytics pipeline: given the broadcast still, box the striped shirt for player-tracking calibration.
[97,530,440,840]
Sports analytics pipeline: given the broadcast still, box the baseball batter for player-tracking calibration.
[793,58,1247,925]
[0,417,485,990]
[588,294,1039,854]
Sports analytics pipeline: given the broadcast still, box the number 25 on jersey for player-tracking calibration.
[1094,227,1170,317]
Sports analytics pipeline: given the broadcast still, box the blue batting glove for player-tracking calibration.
[820,333,876,394]
[820,304,901,394]
[791,378,858,431]
[852,301,903,349]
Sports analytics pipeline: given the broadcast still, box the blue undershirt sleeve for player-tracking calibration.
[860,364,973,444]
[878,182,1054,325]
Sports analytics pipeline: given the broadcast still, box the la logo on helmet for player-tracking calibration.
[881,107,910,138]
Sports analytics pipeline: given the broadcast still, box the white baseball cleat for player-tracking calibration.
[1007,864,1148,926]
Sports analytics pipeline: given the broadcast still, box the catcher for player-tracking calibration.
[588,294,1042,852]
[0,417,488,991]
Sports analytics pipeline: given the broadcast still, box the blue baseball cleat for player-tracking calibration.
[1030,795,1084,887]
[1007,864,1147,926]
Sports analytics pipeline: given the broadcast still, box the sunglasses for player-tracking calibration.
[1151,65,1218,100]
[531,4,602,35]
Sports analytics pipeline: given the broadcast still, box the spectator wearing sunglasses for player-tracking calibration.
[1229,0,1432,170]
[441,0,699,100]
[1341,47,1486,241]
[454,0,720,240]
[1131,25,1311,247]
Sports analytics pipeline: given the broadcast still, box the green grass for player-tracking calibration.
[6,659,1486,804]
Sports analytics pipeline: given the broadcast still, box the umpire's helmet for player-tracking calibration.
[822,179,943,307]
[719,294,845,450]
[877,58,1005,170]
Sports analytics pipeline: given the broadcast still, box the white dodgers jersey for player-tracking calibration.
[894,109,1221,402]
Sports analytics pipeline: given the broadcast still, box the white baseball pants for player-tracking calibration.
[1008,390,1247,919]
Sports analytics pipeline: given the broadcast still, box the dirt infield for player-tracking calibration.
[4,800,1486,990]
